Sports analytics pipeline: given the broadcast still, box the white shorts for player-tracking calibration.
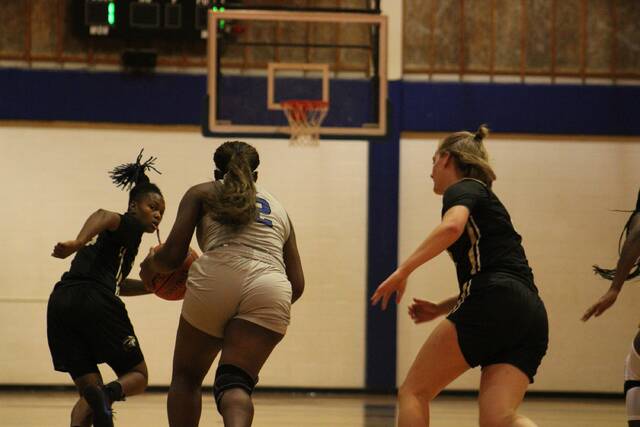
[626,340,640,382]
[626,338,640,421]
[181,250,292,338]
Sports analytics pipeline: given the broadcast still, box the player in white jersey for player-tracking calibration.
[141,141,304,427]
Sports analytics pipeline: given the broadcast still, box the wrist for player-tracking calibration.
[396,266,411,278]
[438,300,453,314]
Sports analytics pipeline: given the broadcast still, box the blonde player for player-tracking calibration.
[372,126,548,427]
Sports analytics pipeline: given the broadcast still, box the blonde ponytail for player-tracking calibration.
[438,124,496,187]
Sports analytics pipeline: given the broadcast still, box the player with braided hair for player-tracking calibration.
[47,150,165,427]
[372,125,548,427]
[583,190,640,426]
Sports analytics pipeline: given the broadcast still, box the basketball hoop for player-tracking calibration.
[281,99,329,146]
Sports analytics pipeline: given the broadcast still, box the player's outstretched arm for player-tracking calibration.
[583,213,640,321]
[371,206,468,310]
[397,205,468,277]
[52,209,120,258]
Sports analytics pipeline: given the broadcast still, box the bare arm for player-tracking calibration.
[141,185,203,275]
[611,214,640,291]
[397,205,469,277]
[437,295,459,312]
[583,213,640,320]
[52,209,120,258]
[283,219,305,304]
[408,294,459,324]
[118,278,153,296]
[371,205,469,310]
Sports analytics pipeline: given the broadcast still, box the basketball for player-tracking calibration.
[145,246,199,300]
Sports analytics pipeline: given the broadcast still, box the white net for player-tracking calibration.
[281,100,329,146]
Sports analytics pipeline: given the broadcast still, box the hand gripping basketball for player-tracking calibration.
[144,245,199,300]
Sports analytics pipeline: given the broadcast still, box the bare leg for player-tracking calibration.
[167,316,223,427]
[478,364,536,427]
[397,319,470,427]
[73,372,112,427]
[70,397,92,427]
[217,318,284,427]
[218,388,254,427]
[115,360,149,398]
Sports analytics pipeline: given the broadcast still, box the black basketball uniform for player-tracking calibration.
[443,178,548,382]
[47,213,145,379]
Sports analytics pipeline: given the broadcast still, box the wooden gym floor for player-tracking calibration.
[0,390,626,426]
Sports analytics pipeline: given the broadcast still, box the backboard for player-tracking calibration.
[203,8,387,139]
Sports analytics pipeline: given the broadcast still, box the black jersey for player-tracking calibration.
[442,179,535,290]
[57,213,145,294]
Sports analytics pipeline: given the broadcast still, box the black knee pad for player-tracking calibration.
[626,380,640,396]
[625,380,640,422]
[213,364,256,412]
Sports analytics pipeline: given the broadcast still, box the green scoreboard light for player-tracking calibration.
[75,0,236,39]
[212,5,226,29]
[108,3,116,25]
[82,0,116,35]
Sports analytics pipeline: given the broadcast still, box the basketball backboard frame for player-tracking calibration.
[210,1,382,14]
[204,9,387,139]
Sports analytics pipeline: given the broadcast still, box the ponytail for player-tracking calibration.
[438,124,496,187]
[208,141,259,227]
[473,124,489,143]
[593,209,640,281]
[109,149,162,203]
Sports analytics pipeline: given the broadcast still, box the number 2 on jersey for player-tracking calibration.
[256,197,273,227]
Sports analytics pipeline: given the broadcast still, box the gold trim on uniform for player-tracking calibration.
[450,280,472,314]
[466,215,481,275]
[114,247,127,296]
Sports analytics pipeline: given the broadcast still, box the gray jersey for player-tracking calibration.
[196,184,290,272]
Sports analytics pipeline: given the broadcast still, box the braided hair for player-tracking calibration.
[593,191,640,281]
[437,124,496,188]
[207,141,259,227]
[109,149,162,204]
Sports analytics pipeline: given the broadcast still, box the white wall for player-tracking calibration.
[397,136,640,392]
[2,126,639,392]
[0,125,368,387]
[381,0,403,81]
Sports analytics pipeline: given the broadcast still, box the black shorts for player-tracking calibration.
[47,281,144,380]
[446,273,548,383]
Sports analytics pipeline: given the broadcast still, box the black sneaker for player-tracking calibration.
[83,385,114,427]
